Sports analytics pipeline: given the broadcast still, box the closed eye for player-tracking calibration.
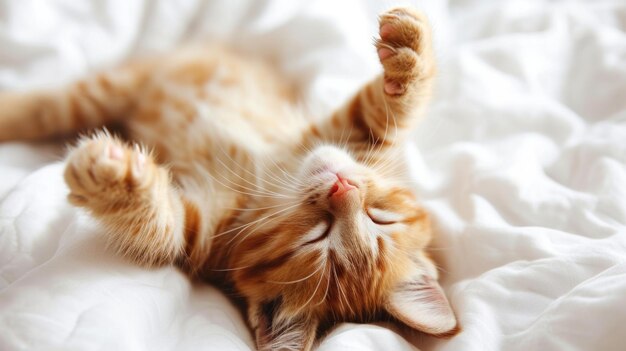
[366,208,403,225]
[302,217,333,245]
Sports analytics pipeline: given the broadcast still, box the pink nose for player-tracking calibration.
[329,176,356,197]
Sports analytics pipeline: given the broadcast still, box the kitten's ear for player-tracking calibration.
[250,297,318,351]
[386,272,459,336]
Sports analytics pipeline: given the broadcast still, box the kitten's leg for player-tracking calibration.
[0,63,151,141]
[64,133,188,266]
[313,8,435,148]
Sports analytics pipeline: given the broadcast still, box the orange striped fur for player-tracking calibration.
[0,8,457,350]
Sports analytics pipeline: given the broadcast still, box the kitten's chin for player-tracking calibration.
[299,146,356,179]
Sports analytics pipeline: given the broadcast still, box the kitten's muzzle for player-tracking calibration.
[328,174,357,197]
[328,173,360,213]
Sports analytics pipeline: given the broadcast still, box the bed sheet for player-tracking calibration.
[1,1,626,350]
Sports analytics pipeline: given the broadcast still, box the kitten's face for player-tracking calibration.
[231,145,457,348]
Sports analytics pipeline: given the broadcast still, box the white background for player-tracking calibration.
[1,1,625,350]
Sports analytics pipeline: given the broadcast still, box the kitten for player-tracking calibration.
[0,7,458,350]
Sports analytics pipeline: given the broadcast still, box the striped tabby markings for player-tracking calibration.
[182,200,201,258]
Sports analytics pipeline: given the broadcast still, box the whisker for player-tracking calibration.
[226,205,298,248]
[260,153,306,189]
[266,262,325,284]
[314,264,332,306]
[211,264,253,272]
[204,168,295,200]
[223,201,301,212]
[213,155,297,197]
[214,167,294,198]
[293,261,327,316]
[332,262,353,316]
[213,202,302,238]
[214,141,293,191]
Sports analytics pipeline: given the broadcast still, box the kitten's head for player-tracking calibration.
[231,145,457,350]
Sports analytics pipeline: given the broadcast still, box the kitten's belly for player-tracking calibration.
[123,46,306,264]
[127,45,301,160]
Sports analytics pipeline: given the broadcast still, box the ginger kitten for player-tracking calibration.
[0,7,458,350]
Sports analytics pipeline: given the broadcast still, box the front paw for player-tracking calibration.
[64,133,152,207]
[376,7,435,96]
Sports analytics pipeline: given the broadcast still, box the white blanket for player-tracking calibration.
[1,1,625,350]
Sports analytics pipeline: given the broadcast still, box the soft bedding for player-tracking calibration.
[1,0,626,350]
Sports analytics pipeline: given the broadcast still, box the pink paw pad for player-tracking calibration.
[378,47,394,60]
[380,23,394,40]
[109,144,124,160]
[384,80,404,95]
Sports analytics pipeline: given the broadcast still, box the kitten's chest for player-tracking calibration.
[126,49,306,236]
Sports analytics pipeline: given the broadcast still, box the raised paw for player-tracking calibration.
[376,7,434,96]
[64,134,153,208]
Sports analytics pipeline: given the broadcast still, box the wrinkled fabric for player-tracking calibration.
[1,1,625,350]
